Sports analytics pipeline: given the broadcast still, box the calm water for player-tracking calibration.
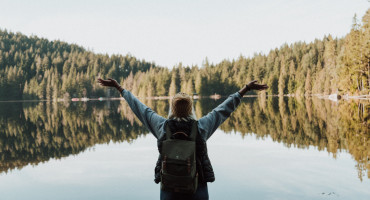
[0,97,369,200]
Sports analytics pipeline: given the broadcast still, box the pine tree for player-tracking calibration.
[305,69,312,95]
[278,57,287,95]
[195,71,202,94]
[169,71,177,97]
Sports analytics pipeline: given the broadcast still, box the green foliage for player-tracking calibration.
[338,10,370,94]
[0,9,369,100]
[122,10,369,97]
[0,30,154,100]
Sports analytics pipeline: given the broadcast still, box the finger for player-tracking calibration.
[98,78,107,83]
[97,80,106,84]
[258,84,268,88]
[256,85,268,90]
[98,79,107,84]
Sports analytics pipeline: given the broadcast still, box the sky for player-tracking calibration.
[0,0,369,68]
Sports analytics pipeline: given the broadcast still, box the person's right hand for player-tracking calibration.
[246,80,268,91]
[97,78,120,88]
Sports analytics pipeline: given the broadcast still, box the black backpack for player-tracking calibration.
[160,120,198,194]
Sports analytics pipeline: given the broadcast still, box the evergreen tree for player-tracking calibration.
[169,71,177,97]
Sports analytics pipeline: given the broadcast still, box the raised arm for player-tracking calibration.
[198,80,268,140]
[98,78,166,139]
[238,80,268,96]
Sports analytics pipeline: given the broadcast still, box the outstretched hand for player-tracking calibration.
[246,80,268,91]
[97,78,120,88]
[239,80,268,96]
[98,78,124,93]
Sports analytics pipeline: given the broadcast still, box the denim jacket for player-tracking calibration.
[121,90,242,141]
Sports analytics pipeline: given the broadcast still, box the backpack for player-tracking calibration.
[160,120,198,194]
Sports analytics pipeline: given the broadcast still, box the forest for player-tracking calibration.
[0,9,369,100]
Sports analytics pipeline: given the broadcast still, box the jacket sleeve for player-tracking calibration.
[197,92,242,141]
[121,90,166,139]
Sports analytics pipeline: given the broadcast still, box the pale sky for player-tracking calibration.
[0,0,369,68]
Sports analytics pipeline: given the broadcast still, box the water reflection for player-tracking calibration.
[0,97,368,180]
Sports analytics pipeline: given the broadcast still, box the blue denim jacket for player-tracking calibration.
[121,90,242,141]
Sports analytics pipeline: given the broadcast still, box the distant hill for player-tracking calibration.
[121,9,369,97]
[0,9,368,100]
[0,29,156,100]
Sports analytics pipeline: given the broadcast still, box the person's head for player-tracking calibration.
[169,92,193,119]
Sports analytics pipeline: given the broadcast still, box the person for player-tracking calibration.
[98,78,268,200]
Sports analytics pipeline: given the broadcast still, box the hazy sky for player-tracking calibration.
[0,0,368,68]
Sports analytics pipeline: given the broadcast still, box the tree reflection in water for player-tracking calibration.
[0,97,368,180]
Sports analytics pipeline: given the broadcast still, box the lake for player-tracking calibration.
[0,97,369,200]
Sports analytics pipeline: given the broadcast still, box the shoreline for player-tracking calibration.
[0,93,369,103]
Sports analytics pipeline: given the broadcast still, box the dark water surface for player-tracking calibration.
[0,97,369,200]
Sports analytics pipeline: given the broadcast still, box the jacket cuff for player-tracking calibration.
[121,90,128,98]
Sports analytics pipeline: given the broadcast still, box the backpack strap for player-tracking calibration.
[165,121,172,140]
[189,120,197,141]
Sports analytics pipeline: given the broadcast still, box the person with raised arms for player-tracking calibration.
[98,78,268,200]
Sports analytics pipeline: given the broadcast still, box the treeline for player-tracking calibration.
[0,97,368,179]
[0,10,369,100]
[124,10,369,97]
[0,30,155,100]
